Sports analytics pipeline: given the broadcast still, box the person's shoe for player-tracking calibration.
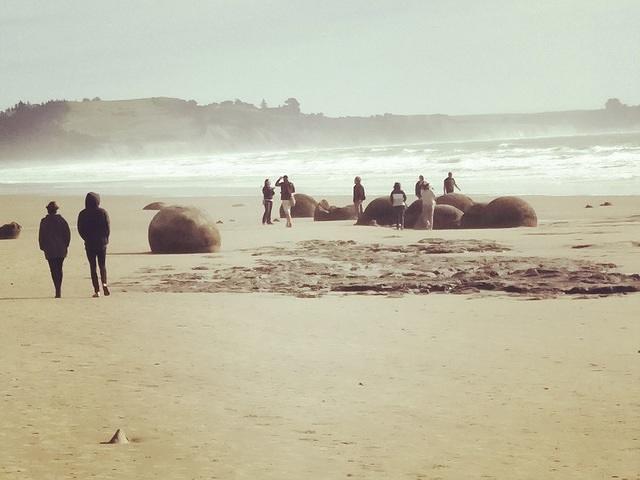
[55,294,61,299]
[103,285,110,296]
[92,292,100,298]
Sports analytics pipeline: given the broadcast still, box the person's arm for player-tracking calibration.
[77,212,86,241]
[38,219,45,251]
[104,210,111,241]
[62,218,71,247]
[443,182,447,195]
[275,177,283,186]
[353,186,357,203]
[402,191,407,202]
[290,183,295,193]
[362,186,366,201]
[454,180,461,191]
[389,192,394,203]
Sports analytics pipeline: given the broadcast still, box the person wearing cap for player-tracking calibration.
[77,192,111,297]
[38,201,71,298]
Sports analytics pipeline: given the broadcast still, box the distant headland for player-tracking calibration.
[1,96,639,161]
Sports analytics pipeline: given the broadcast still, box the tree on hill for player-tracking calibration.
[260,99,268,109]
[605,98,626,110]
[283,97,300,114]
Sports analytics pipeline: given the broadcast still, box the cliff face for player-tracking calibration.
[1,97,639,160]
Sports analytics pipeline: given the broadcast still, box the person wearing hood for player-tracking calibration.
[38,201,71,298]
[77,192,111,297]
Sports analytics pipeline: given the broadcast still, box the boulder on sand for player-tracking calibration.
[461,196,537,228]
[148,206,221,253]
[0,222,21,239]
[279,193,317,218]
[314,200,357,221]
[356,197,395,226]
[143,202,167,211]
[405,201,463,229]
[436,193,475,213]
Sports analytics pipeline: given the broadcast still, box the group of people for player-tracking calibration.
[38,192,111,298]
[261,171,461,231]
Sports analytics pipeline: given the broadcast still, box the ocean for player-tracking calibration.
[1,132,638,197]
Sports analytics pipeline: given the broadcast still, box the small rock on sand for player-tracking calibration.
[105,428,129,444]
[600,201,612,206]
[585,204,593,208]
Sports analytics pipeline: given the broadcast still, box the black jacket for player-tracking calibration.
[39,214,71,259]
[353,184,366,202]
[77,192,110,249]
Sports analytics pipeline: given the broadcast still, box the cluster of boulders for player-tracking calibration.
[314,200,357,221]
[356,193,537,229]
[0,222,21,239]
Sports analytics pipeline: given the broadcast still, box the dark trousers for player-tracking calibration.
[86,247,107,292]
[262,200,273,224]
[394,206,405,229]
[47,257,64,297]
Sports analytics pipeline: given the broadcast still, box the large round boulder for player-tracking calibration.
[357,197,395,226]
[485,196,537,227]
[436,193,475,213]
[0,222,21,239]
[461,197,537,228]
[143,202,167,211]
[314,200,357,221]
[148,206,221,253]
[460,203,488,228]
[405,201,462,229]
[279,193,317,218]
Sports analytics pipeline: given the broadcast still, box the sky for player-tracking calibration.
[1,0,639,117]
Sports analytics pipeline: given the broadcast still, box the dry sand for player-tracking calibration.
[0,194,639,479]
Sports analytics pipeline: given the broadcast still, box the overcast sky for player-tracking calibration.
[1,0,638,116]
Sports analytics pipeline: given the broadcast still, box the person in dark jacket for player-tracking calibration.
[443,171,461,194]
[353,176,366,221]
[262,178,275,225]
[275,175,295,228]
[415,175,426,199]
[77,192,110,297]
[38,201,71,298]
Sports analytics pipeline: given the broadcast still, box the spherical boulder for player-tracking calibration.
[357,197,395,226]
[148,206,221,253]
[461,197,537,228]
[485,196,537,228]
[405,201,462,229]
[279,193,317,218]
[314,200,357,221]
[436,193,475,213]
[0,222,21,239]
[460,203,489,228]
[143,202,167,211]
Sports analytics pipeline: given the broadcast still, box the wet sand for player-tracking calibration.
[0,194,639,479]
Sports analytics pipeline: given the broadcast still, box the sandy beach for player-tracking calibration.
[1,194,639,479]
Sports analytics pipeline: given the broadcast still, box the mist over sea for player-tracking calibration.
[1,132,638,197]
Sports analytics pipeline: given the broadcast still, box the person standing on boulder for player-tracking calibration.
[38,201,71,298]
[443,172,461,195]
[275,175,295,228]
[390,182,407,230]
[262,179,275,225]
[78,192,111,297]
[353,176,366,221]
[415,175,426,199]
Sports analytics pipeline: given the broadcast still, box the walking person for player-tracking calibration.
[38,201,71,298]
[443,171,461,194]
[77,192,111,297]
[353,176,366,221]
[262,179,275,225]
[275,175,295,228]
[389,182,407,230]
[415,175,426,199]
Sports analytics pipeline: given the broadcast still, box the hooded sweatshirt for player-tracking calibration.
[77,192,110,249]
[39,214,71,259]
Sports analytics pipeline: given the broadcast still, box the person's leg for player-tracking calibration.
[97,248,109,295]
[394,206,400,229]
[400,207,405,230]
[428,203,435,230]
[47,258,61,297]
[262,201,268,224]
[53,258,63,297]
[266,201,273,224]
[86,249,100,295]
[283,200,292,227]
